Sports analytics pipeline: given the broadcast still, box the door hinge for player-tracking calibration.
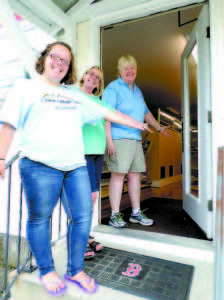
[208,200,213,211]
[206,26,210,38]
[208,111,212,123]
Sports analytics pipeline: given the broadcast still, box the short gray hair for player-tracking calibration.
[117,55,137,75]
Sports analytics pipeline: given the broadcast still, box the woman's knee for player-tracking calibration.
[127,172,140,180]
[111,172,126,181]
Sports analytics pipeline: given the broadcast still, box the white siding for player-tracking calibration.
[76,20,91,79]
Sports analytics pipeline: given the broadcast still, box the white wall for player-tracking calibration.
[210,0,224,205]
[76,20,92,78]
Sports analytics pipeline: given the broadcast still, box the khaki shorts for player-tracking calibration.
[105,139,146,173]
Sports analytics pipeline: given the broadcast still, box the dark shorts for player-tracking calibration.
[85,154,105,192]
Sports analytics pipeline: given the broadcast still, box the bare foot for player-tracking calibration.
[41,271,66,294]
[70,271,96,292]
[89,236,104,252]
[85,243,95,259]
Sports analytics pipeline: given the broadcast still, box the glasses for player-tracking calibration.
[88,71,100,81]
[49,53,70,66]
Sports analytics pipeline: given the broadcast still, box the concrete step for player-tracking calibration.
[10,226,214,300]
[10,239,144,300]
[93,225,214,262]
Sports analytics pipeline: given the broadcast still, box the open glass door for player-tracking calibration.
[181,4,212,239]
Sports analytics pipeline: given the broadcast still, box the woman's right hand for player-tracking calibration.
[0,160,6,178]
[106,140,116,157]
[142,123,153,133]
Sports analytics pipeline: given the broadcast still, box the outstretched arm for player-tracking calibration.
[0,123,16,178]
[105,110,153,132]
[144,112,170,136]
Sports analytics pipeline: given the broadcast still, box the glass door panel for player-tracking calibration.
[188,44,198,197]
[181,4,212,238]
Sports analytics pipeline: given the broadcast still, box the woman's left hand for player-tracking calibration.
[159,126,170,137]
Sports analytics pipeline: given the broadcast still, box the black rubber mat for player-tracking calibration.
[102,197,209,240]
[84,247,194,300]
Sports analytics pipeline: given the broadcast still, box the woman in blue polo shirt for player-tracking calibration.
[103,55,169,229]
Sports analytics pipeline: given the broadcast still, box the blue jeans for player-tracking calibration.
[85,154,104,192]
[19,158,92,277]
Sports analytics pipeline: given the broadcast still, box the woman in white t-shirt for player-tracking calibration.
[0,42,150,297]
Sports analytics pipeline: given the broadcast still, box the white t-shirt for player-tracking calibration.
[0,78,108,171]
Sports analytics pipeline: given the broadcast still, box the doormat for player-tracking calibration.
[84,247,194,300]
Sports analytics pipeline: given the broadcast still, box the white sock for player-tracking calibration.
[112,210,119,216]
[132,208,140,215]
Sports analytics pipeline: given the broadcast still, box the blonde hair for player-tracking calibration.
[79,66,104,96]
[117,55,137,76]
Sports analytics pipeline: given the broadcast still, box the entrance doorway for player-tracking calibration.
[100,3,210,240]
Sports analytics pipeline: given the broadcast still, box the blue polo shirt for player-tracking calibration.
[102,77,149,140]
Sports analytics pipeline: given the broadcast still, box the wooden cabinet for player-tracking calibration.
[144,109,182,187]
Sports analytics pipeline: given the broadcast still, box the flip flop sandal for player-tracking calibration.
[64,273,98,294]
[40,276,67,297]
[84,244,96,260]
[89,240,104,253]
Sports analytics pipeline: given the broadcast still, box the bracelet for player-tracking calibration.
[0,158,5,160]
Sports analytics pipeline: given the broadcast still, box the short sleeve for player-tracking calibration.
[0,80,29,129]
[102,83,118,109]
[137,88,149,115]
[144,101,150,115]
[74,90,109,124]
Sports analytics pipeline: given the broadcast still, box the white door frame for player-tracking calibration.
[88,0,205,65]
[181,4,212,238]
[88,0,224,236]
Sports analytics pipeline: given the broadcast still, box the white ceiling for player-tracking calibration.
[51,0,79,12]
